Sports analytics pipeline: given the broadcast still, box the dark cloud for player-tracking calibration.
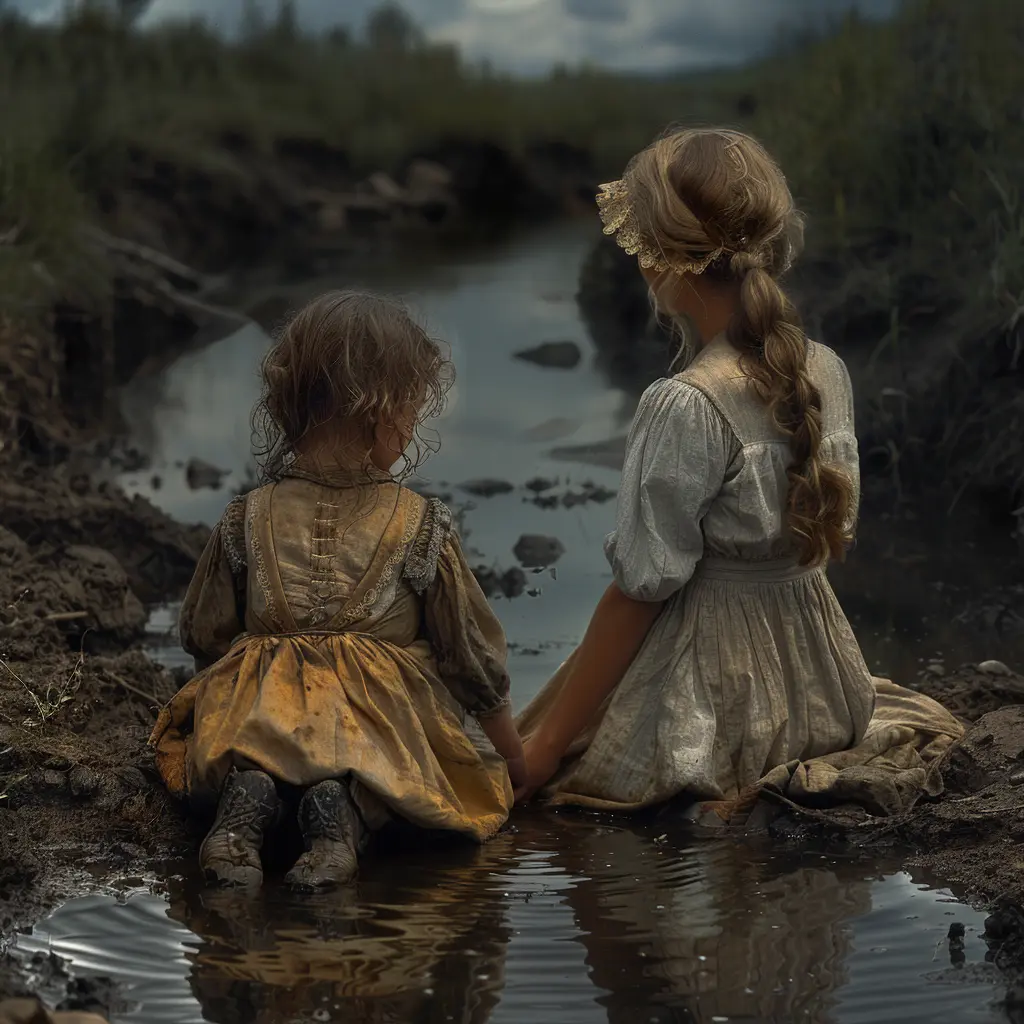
[562,0,629,25]
[11,0,902,74]
[655,0,901,59]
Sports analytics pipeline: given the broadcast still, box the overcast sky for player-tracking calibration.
[12,0,901,75]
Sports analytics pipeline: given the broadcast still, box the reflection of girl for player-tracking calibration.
[150,292,524,890]
[164,839,513,1024]
[519,128,962,810]
[536,819,877,1023]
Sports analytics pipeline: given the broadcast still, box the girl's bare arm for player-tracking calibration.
[519,583,664,799]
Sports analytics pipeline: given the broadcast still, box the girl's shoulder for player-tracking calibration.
[401,490,455,595]
[217,492,250,576]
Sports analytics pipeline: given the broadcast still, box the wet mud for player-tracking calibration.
[0,472,199,944]
[763,667,1024,956]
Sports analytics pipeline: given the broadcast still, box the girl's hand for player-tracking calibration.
[516,735,564,804]
[504,755,528,801]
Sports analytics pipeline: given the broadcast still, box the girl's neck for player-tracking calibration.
[691,284,742,346]
[295,426,378,475]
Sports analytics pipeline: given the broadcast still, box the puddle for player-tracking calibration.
[13,820,1006,1023]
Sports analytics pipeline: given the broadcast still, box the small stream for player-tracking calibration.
[16,221,1023,1022]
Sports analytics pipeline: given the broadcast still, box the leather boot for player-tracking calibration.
[199,770,281,887]
[285,779,365,890]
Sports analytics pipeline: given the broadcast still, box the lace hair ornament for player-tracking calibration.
[596,178,726,277]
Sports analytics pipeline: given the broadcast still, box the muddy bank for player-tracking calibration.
[104,135,594,317]
[761,663,1024,930]
[0,312,208,960]
[0,472,203,944]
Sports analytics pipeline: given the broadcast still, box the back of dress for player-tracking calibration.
[242,474,430,641]
[678,335,860,565]
[605,334,860,602]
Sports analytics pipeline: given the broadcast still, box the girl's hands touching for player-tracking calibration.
[477,705,529,800]
[515,735,563,804]
[504,753,528,800]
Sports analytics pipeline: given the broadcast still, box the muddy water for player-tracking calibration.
[36,220,1019,1021]
[14,824,1006,1023]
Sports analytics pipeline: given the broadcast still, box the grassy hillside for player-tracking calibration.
[748,0,1024,505]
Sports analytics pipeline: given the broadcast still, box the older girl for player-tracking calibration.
[518,128,962,813]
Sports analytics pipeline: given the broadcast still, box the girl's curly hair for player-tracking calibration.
[251,290,453,482]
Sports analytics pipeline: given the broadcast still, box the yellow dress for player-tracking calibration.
[149,461,513,842]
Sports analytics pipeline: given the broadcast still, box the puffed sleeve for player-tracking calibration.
[836,354,862,538]
[405,500,511,719]
[604,378,734,602]
[178,495,247,673]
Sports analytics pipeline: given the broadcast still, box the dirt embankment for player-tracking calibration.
[0,463,206,925]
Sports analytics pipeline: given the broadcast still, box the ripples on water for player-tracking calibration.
[16,816,1004,1023]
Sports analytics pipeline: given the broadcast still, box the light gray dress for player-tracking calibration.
[519,334,880,808]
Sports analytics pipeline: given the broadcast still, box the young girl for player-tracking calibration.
[150,291,525,888]
[517,128,963,813]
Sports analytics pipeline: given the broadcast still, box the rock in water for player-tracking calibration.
[514,341,582,370]
[471,565,526,600]
[978,660,1012,676]
[185,457,227,490]
[459,479,514,498]
[513,534,565,568]
[525,476,556,494]
[500,567,527,599]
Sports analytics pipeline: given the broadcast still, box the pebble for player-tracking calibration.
[513,534,565,568]
[68,765,101,798]
[40,770,66,791]
[513,340,582,370]
[978,660,1013,677]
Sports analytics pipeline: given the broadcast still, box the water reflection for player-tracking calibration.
[166,838,513,1024]
[550,824,869,1023]
[21,817,981,1023]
